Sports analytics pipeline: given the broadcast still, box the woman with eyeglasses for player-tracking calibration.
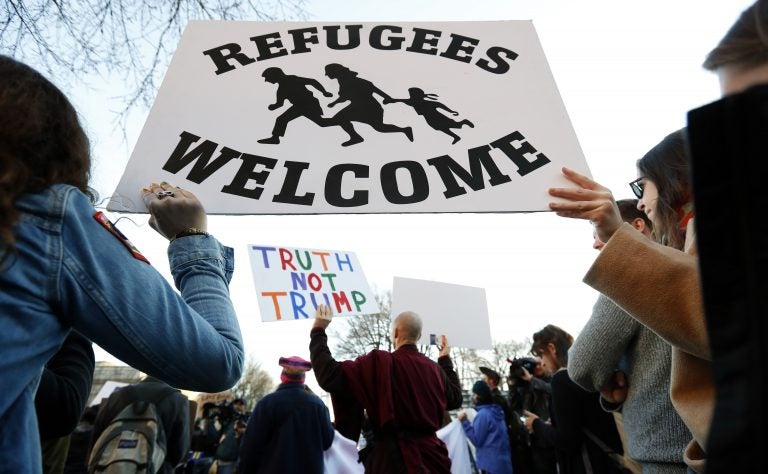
[548,130,712,472]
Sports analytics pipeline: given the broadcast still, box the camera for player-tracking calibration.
[508,357,538,381]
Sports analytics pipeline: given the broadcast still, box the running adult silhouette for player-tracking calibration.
[388,87,474,144]
[324,63,414,147]
[257,67,336,145]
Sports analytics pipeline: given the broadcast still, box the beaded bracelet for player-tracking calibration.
[173,227,209,240]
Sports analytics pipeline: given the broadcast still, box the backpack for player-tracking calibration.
[88,387,176,473]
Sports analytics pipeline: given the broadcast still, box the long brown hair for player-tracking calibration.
[636,129,691,251]
[0,56,93,260]
[703,1,768,71]
[530,324,573,370]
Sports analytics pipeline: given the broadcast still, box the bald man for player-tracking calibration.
[310,305,462,473]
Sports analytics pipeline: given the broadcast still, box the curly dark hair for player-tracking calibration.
[0,55,93,262]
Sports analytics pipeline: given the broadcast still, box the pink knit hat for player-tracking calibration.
[279,356,312,384]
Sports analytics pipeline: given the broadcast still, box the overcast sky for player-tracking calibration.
[46,0,753,391]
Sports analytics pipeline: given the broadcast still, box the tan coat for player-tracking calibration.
[583,222,713,472]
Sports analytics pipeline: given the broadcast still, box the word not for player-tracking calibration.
[260,289,367,320]
[203,24,517,76]
[162,130,551,207]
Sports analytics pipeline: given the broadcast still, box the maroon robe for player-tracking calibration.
[310,328,462,473]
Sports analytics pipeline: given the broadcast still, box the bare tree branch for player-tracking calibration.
[3,0,308,126]
[230,356,275,408]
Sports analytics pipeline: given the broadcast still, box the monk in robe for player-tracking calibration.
[309,304,463,473]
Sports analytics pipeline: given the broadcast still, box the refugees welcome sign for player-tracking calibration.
[109,21,589,214]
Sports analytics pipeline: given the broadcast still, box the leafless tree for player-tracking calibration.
[477,338,531,384]
[331,291,393,359]
[2,0,307,118]
[230,356,275,408]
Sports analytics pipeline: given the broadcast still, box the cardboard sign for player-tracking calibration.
[391,276,493,349]
[88,381,128,406]
[248,245,379,322]
[108,21,590,214]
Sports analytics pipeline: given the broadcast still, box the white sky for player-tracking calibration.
[44,0,752,392]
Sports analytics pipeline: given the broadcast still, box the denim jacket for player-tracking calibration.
[0,185,244,473]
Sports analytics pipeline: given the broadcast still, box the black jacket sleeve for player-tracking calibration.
[437,356,463,410]
[35,331,95,440]
[309,327,349,393]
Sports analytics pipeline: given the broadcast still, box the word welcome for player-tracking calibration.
[162,130,551,207]
[203,24,518,76]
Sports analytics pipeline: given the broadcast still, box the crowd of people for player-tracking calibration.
[2,0,768,473]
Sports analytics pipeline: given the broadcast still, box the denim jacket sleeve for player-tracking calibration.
[59,188,244,391]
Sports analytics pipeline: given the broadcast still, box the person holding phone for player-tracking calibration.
[309,305,462,472]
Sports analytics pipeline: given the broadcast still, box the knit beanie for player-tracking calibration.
[279,356,312,384]
[472,380,492,405]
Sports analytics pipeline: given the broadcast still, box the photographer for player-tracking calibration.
[508,357,556,474]
[213,402,240,474]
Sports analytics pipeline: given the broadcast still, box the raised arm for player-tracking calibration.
[64,183,244,393]
[550,168,709,360]
[309,304,348,393]
[436,335,463,410]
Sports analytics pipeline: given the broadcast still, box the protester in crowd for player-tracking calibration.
[523,325,624,474]
[63,404,99,474]
[687,1,768,470]
[189,401,220,474]
[239,356,334,473]
[310,304,462,472]
[479,367,511,420]
[459,380,513,474]
[89,376,189,474]
[478,367,520,473]
[231,398,247,418]
[0,55,244,473]
[568,198,690,473]
[548,128,712,471]
[507,357,555,474]
[213,403,240,474]
[35,331,95,474]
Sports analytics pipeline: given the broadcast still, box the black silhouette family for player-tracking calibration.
[257,64,474,147]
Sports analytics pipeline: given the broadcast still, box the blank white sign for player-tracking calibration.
[391,276,492,349]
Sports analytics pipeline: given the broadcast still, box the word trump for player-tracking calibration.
[248,245,379,322]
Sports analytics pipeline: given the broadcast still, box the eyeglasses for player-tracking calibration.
[629,178,645,199]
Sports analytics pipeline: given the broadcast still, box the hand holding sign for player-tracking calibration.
[437,335,451,358]
[141,182,207,241]
[547,167,623,243]
[313,304,333,330]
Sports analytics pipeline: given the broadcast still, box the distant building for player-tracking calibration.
[87,361,141,406]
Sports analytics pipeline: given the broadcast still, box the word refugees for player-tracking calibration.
[203,24,518,76]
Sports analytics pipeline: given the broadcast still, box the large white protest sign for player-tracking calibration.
[109,21,590,214]
[248,245,379,322]
[391,277,493,349]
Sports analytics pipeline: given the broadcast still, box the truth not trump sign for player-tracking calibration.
[248,245,379,322]
[109,21,590,214]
